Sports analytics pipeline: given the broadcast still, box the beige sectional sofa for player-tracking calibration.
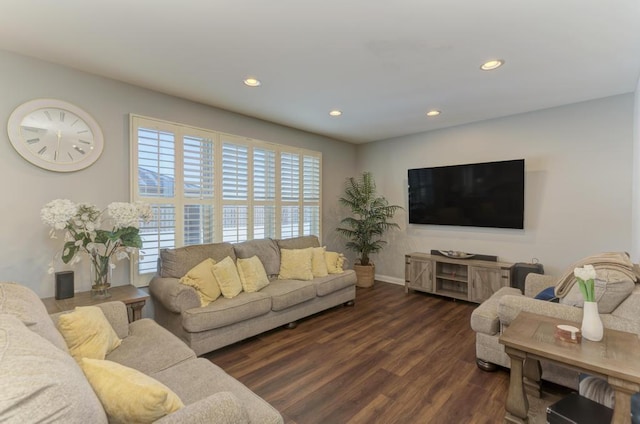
[0,281,283,423]
[149,235,357,356]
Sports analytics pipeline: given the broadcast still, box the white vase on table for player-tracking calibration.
[581,301,603,342]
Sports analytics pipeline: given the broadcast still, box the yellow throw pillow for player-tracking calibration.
[80,358,184,423]
[57,306,122,362]
[325,251,345,274]
[212,256,243,298]
[311,246,329,277]
[278,248,314,281]
[237,256,270,293]
[179,258,221,306]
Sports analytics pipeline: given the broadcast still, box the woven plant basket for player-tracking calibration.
[354,264,375,288]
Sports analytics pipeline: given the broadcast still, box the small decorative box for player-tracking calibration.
[554,324,582,343]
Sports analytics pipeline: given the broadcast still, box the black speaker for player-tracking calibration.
[511,262,544,293]
[55,271,74,299]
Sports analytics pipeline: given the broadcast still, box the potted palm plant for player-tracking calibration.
[337,172,403,287]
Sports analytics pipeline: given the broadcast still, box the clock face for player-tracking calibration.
[7,99,104,172]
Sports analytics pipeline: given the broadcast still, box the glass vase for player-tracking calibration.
[581,301,603,341]
[90,254,112,299]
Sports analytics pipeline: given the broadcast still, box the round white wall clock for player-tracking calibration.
[7,98,104,172]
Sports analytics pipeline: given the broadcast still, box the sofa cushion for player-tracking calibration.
[276,235,320,250]
[314,270,356,296]
[237,256,270,293]
[213,256,243,299]
[106,318,196,375]
[151,358,282,424]
[278,248,314,281]
[560,270,635,313]
[81,358,184,423]
[160,243,236,279]
[311,247,329,278]
[182,292,272,332]
[154,391,250,424]
[57,306,122,361]
[0,281,68,352]
[234,238,280,277]
[0,314,108,423]
[261,280,317,311]
[180,258,221,306]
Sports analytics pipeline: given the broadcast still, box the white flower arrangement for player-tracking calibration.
[574,264,597,302]
[41,199,153,286]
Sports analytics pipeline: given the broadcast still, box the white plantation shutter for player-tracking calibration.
[137,127,175,198]
[223,205,248,242]
[183,135,214,199]
[222,142,248,200]
[303,155,321,236]
[303,155,320,202]
[184,204,214,245]
[138,204,176,275]
[303,206,320,236]
[183,134,215,245]
[254,147,276,238]
[131,115,321,286]
[280,152,300,238]
[222,141,249,243]
[281,205,299,239]
[254,205,276,239]
[280,152,299,201]
[135,123,177,282]
[254,147,276,201]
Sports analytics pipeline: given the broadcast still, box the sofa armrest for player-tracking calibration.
[600,314,640,334]
[50,301,130,339]
[149,276,200,313]
[154,392,250,424]
[524,273,558,298]
[498,295,583,326]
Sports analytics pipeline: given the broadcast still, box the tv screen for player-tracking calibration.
[408,159,525,229]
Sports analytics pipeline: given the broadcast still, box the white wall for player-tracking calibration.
[356,94,635,281]
[631,77,640,260]
[0,50,357,297]
[1,49,635,296]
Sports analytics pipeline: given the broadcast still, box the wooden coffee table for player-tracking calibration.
[42,285,149,323]
[499,311,640,424]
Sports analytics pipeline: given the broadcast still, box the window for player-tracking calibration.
[130,115,322,286]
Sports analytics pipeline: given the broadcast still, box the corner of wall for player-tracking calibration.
[631,76,640,261]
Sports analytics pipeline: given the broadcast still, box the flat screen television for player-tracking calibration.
[408,159,525,229]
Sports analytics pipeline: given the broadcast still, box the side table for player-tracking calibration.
[499,311,640,424]
[42,285,149,323]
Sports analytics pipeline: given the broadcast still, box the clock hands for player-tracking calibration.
[54,129,62,161]
[21,125,47,133]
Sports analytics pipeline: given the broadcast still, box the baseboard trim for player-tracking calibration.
[374,274,404,286]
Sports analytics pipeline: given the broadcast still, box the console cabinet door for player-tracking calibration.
[405,257,434,293]
[469,266,509,302]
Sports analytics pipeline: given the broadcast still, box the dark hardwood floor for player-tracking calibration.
[204,282,548,423]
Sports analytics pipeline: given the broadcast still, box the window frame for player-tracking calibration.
[129,114,322,286]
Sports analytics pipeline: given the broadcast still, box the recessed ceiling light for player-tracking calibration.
[426,110,441,117]
[243,77,261,87]
[480,60,504,71]
[329,110,342,117]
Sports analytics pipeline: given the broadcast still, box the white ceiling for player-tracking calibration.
[1,0,639,144]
